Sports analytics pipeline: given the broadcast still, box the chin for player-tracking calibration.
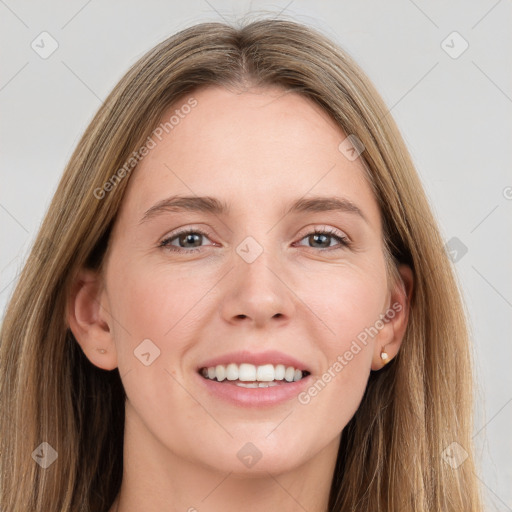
[190,437,311,476]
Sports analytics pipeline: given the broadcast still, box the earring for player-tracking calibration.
[380,349,390,365]
[97,348,106,354]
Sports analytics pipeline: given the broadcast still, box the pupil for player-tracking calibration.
[311,234,328,248]
[181,233,200,247]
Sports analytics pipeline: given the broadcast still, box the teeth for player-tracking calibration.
[215,364,226,381]
[239,363,257,381]
[274,364,285,380]
[236,382,259,388]
[256,363,275,382]
[236,381,279,388]
[226,363,239,381]
[200,363,308,383]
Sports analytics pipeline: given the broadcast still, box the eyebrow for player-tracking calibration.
[139,194,368,225]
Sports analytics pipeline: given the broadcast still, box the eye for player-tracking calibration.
[295,227,351,251]
[159,228,215,253]
[159,226,351,254]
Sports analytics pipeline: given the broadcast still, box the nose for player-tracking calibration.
[220,248,296,328]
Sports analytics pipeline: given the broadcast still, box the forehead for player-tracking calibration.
[118,85,381,230]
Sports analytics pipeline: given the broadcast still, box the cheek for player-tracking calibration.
[292,265,386,427]
[300,262,387,349]
[105,264,209,435]
[106,260,224,392]
[108,261,211,342]
[299,351,371,442]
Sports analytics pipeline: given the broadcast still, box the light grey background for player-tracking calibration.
[1,1,511,509]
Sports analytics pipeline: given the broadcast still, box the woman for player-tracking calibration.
[0,18,482,511]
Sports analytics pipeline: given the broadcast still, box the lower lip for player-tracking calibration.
[196,372,312,408]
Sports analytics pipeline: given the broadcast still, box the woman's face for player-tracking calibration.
[87,85,410,475]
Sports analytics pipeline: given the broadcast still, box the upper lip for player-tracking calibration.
[197,350,310,373]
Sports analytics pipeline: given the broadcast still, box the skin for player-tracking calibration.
[68,85,413,512]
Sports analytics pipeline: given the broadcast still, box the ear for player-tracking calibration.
[67,268,118,370]
[371,264,413,370]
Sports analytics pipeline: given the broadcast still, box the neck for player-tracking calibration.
[111,401,339,512]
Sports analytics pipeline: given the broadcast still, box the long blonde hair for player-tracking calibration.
[0,18,482,511]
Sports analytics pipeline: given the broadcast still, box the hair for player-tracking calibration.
[0,17,482,512]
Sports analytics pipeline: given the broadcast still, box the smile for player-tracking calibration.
[200,363,310,387]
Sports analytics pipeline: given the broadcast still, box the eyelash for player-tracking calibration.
[159,227,351,253]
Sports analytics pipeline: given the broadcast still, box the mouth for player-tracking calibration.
[198,363,311,388]
[195,350,313,406]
